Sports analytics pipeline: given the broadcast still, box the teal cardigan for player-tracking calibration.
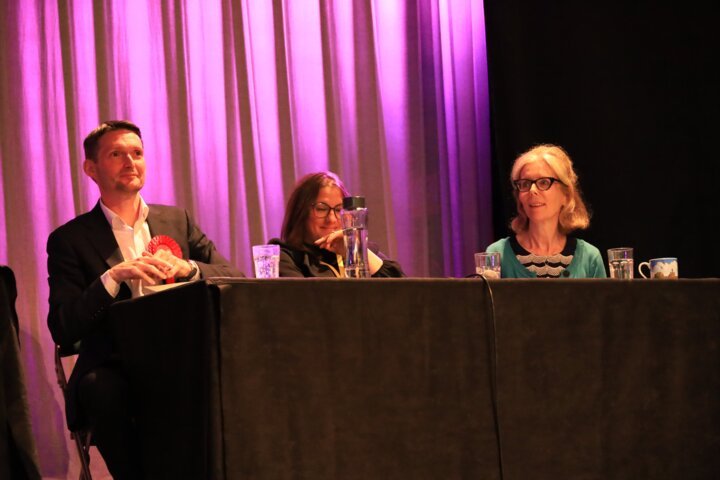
[486,237,607,278]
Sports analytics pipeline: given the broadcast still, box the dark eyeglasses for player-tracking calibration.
[311,202,342,219]
[513,177,564,192]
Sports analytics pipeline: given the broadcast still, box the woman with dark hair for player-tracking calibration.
[486,144,606,278]
[271,172,404,277]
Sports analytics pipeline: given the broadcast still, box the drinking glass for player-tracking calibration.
[474,252,501,278]
[252,245,280,278]
[607,247,633,279]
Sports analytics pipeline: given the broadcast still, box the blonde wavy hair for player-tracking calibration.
[510,144,591,235]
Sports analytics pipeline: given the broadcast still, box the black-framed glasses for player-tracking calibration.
[513,177,564,192]
[311,202,342,219]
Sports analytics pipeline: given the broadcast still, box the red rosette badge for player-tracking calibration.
[146,235,183,284]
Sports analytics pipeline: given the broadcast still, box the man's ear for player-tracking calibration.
[83,159,97,183]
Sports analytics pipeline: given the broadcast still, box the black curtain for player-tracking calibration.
[484,3,719,277]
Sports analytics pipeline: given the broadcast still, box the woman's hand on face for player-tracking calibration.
[314,229,345,254]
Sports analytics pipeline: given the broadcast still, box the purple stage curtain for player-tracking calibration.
[0,0,491,477]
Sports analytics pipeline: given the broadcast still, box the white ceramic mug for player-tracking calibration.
[638,257,678,279]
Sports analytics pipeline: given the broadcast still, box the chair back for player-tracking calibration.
[53,343,94,480]
[54,342,82,392]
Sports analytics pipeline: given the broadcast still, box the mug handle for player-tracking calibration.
[638,261,651,279]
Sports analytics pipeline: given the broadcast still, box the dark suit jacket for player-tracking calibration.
[47,202,242,427]
[1,266,42,479]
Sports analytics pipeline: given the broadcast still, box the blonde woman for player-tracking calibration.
[486,144,606,278]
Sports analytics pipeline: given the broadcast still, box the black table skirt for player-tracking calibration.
[110,278,720,479]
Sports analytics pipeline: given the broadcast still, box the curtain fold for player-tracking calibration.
[0,0,491,475]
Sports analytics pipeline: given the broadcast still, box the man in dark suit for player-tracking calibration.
[47,120,242,478]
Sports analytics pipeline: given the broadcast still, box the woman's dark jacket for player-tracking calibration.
[268,239,405,278]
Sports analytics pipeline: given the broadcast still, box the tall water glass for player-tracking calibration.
[341,196,369,278]
[607,247,633,279]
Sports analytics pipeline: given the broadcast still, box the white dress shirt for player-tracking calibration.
[99,197,152,298]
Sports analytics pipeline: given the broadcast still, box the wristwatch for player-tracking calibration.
[177,260,198,282]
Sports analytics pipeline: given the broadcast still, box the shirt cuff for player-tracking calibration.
[101,270,121,297]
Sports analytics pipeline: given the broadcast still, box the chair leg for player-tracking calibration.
[72,430,93,480]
